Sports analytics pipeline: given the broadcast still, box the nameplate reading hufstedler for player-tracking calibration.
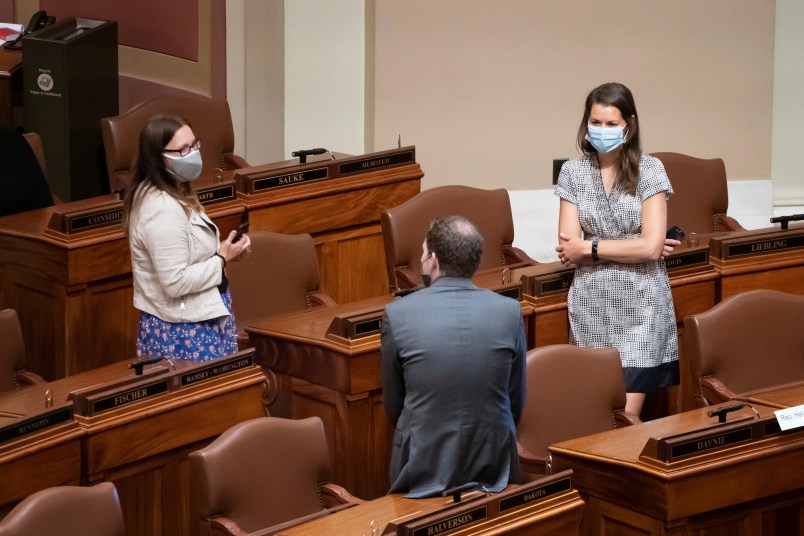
[179,352,255,388]
[0,406,73,444]
[338,149,415,176]
[91,379,169,415]
[252,167,329,192]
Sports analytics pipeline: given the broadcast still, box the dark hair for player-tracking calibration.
[426,215,484,279]
[123,114,202,230]
[576,82,642,196]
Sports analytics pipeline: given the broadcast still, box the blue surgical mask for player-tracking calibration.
[586,124,625,154]
[164,150,203,182]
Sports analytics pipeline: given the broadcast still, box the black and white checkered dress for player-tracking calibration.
[555,154,679,392]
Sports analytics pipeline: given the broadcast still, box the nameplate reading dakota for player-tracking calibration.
[726,235,804,259]
[67,206,124,233]
[0,406,73,444]
[252,167,329,192]
[91,380,169,414]
[411,506,487,536]
[339,149,415,176]
[498,476,572,513]
[197,183,236,206]
[665,249,708,271]
[180,353,255,387]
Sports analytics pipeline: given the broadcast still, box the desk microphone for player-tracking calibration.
[707,402,744,423]
[442,482,478,503]
[292,148,328,164]
[769,213,804,230]
[128,356,164,376]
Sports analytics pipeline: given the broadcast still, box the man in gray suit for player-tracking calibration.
[381,215,527,498]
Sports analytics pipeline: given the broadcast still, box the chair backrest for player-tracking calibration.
[683,289,804,403]
[21,132,47,177]
[0,483,125,536]
[0,127,54,216]
[516,345,629,464]
[652,152,731,234]
[227,231,329,338]
[101,94,240,193]
[189,416,333,534]
[380,185,519,289]
[0,309,27,393]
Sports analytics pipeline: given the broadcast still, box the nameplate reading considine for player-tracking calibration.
[0,406,73,444]
[497,476,572,513]
[726,235,804,259]
[91,380,169,414]
[410,506,487,536]
[665,249,709,272]
[668,426,753,460]
[197,183,236,206]
[252,167,329,192]
[180,353,255,388]
[338,149,415,176]
[65,206,124,233]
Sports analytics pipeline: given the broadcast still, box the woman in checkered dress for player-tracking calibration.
[554,82,681,418]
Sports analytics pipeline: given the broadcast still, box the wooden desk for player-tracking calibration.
[0,47,22,127]
[550,404,804,535]
[734,381,804,409]
[0,353,267,536]
[0,196,244,379]
[234,149,422,303]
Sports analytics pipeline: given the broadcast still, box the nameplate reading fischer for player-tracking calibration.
[0,406,73,444]
[91,380,169,414]
[180,352,255,388]
[252,167,329,192]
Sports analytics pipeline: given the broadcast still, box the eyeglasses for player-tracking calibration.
[421,251,433,265]
[164,138,201,157]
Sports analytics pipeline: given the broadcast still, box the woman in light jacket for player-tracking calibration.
[123,115,251,362]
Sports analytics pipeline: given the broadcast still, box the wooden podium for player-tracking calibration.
[234,147,422,303]
[549,403,804,535]
[0,351,267,536]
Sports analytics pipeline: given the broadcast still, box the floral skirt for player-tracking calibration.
[136,290,238,363]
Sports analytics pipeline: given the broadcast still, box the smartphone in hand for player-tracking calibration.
[666,225,686,242]
[232,221,249,243]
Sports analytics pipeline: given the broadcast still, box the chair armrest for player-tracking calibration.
[321,482,365,507]
[516,442,548,478]
[700,376,737,406]
[715,214,745,232]
[613,409,642,427]
[309,291,337,308]
[15,370,46,388]
[224,154,250,170]
[392,266,421,291]
[503,246,538,267]
[209,517,246,536]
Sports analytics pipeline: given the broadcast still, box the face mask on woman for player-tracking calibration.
[586,124,625,154]
[164,150,203,182]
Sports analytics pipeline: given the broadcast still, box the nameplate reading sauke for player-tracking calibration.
[252,167,329,192]
[0,406,73,444]
[179,352,255,388]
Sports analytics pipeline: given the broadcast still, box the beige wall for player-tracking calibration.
[373,1,775,191]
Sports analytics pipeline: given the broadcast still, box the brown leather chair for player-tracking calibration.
[189,416,361,536]
[380,185,537,291]
[516,345,640,478]
[100,94,249,193]
[21,132,47,178]
[226,231,335,347]
[652,152,744,234]
[0,482,125,536]
[683,289,804,407]
[0,309,45,393]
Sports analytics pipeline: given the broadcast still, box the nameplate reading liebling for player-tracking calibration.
[67,206,124,233]
[91,380,169,414]
[726,234,804,259]
[411,506,487,536]
[0,406,73,444]
[497,476,572,513]
[180,353,255,388]
[252,167,329,193]
[197,183,236,206]
[338,149,415,176]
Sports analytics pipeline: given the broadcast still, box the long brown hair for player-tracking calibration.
[122,115,202,230]
[576,82,642,196]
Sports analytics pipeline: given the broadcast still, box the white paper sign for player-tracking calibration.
[774,404,804,431]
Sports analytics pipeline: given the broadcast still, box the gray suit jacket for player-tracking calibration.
[381,277,526,498]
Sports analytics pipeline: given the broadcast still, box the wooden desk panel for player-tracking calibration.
[550,404,804,535]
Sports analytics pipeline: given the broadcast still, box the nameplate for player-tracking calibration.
[726,235,804,258]
[498,475,572,513]
[669,426,753,459]
[665,248,709,272]
[90,379,169,415]
[252,166,329,193]
[338,148,416,176]
[496,284,522,301]
[0,405,73,444]
[775,404,804,431]
[179,351,255,388]
[409,506,487,536]
[196,181,236,206]
[47,202,124,234]
[520,270,574,297]
[709,227,804,261]
[327,311,384,341]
